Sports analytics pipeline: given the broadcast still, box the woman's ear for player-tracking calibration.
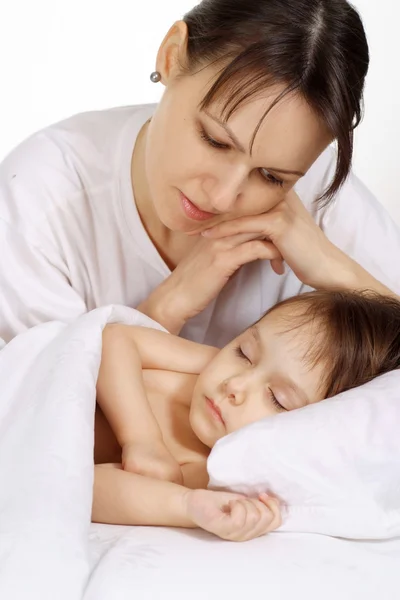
[155,21,189,85]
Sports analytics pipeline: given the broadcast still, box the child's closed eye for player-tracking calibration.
[234,345,251,364]
[267,388,286,412]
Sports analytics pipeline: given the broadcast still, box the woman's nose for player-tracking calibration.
[206,167,247,213]
[210,187,239,213]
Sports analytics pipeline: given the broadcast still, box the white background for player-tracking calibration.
[0,0,399,223]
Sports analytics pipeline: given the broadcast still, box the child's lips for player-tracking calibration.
[205,397,225,426]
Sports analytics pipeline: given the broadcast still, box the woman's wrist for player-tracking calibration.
[137,286,186,334]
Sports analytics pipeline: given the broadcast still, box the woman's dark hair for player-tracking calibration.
[267,290,400,398]
[182,0,369,205]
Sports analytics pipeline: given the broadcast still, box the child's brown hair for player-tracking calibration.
[266,290,400,398]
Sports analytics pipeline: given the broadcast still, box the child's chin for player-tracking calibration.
[190,415,213,448]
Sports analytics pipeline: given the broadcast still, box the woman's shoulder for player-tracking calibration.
[1,104,156,184]
[44,103,156,156]
[0,104,156,229]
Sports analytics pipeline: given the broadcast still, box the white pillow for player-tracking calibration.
[207,371,400,539]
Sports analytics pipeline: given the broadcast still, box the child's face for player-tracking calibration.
[189,306,326,448]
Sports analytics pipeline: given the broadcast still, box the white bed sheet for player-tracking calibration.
[86,523,400,600]
[0,305,399,600]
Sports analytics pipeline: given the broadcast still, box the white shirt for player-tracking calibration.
[0,104,399,346]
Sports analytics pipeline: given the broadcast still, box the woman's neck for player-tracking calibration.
[130,121,197,270]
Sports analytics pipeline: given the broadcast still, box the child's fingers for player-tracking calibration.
[224,498,248,532]
[258,494,282,531]
[240,499,279,541]
[224,496,282,542]
[222,499,262,541]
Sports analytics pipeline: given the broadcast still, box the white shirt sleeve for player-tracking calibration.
[0,218,86,342]
[0,131,89,342]
[320,170,400,295]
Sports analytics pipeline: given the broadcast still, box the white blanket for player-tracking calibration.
[0,306,399,600]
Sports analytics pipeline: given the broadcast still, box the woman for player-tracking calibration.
[0,0,399,346]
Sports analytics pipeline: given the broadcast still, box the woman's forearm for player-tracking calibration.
[326,244,399,299]
[137,285,186,335]
[92,465,195,528]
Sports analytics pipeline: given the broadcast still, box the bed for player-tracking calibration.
[1,305,399,600]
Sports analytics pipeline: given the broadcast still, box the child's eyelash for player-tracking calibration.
[198,126,284,187]
[268,388,286,412]
[234,345,286,411]
[234,345,251,363]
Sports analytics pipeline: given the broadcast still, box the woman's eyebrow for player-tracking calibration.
[268,167,305,177]
[202,110,305,177]
[204,109,246,152]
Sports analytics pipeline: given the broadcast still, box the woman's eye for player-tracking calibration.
[199,126,284,187]
[199,127,230,150]
[259,168,284,188]
[234,345,251,364]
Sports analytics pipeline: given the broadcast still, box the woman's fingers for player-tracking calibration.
[201,210,289,240]
[211,230,274,248]
[198,190,348,292]
[141,227,286,333]
[270,257,285,275]
[202,217,268,239]
[223,240,283,272]
[201,193,299,242]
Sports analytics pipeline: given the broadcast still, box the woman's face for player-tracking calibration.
[142,24,332,235]
[189,306,326,449]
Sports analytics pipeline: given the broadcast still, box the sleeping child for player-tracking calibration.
[92,289,400,541]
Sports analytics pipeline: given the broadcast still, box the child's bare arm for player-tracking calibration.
[93,464,281,541]
[105,324,219,373]
[96,326,182,482]
[97,325,163,447]
[97,325,217,446]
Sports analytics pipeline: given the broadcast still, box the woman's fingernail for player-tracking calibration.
[201,230,212,237]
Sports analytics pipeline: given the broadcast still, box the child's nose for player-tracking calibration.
[223,377,247,405]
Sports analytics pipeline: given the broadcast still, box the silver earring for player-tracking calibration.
[150,71,161,83]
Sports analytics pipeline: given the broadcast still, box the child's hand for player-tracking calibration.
[184,489,281,541]
[122,440,183,485]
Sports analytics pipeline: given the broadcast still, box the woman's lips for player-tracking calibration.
[180,192,216,222]
[205,397,225,426]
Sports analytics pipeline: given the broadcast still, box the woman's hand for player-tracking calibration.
[138,231,284,334]
[122,439,183,485]
[138,190,396,334]
[184,489,281,541]
[202,190,355,291]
